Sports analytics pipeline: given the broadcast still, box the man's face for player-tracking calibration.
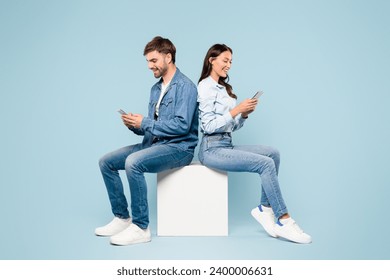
[145,50,170,78]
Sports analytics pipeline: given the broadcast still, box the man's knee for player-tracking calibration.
[125,154,143,173]
[98,155,108,171]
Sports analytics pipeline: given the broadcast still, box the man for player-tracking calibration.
[96,36,198,246]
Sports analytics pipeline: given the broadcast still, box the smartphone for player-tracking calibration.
[252,90,264,99]
[117,109,127,115]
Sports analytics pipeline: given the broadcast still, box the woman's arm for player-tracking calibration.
[198,84,235,134]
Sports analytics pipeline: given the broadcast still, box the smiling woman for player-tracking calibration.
[198,44,236,99]
[197,43,312,244]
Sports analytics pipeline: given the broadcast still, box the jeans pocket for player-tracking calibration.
[205,135,224,149]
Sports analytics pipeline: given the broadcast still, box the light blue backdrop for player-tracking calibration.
[1,0,389,260]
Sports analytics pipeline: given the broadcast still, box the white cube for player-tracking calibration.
[157,163,228,236]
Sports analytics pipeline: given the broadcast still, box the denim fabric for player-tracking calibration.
[197,76,245,134]
[99,68,198,229]
[198,133,288,219]
[99,144,193,229]
[130,68,199,152]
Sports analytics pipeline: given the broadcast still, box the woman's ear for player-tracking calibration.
[208,57,214,65]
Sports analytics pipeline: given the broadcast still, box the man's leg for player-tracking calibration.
[98,144,143,219]
[125,144,193,229]
[109,145,193,245]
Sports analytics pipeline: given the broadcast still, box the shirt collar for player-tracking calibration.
[157,67,180,89]
[207,75,225,89]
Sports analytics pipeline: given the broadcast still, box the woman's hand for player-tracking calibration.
[230,98,258,118]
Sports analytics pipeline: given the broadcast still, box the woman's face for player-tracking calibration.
[210,51,232,80]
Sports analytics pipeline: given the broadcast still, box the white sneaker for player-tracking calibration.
[95,217,132,237]
[251,205,277,238]
[274,217,312,244]
[110,224,151,246]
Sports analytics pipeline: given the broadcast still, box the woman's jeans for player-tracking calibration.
[199,133,288,219]
[99,143,193,229]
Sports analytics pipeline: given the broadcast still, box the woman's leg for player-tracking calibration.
[199,138,312,243]
[201,144,287,219]
[233,145,281,210]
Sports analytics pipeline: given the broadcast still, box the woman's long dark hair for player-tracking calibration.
[198,44,237,99]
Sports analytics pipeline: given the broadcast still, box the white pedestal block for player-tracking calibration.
[157,163,228,236]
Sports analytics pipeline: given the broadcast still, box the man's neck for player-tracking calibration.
[162,64,177,85]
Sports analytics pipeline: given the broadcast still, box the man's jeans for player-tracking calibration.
[99,143,193,229]
[198,133,288,219]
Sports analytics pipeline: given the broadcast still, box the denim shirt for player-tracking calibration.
[197,76,245,135]
[130,68,199,152]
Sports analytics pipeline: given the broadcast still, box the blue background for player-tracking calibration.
[1,0,389,259]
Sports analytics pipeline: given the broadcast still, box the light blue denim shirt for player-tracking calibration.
[130,68,199,152]
[197,76,245,134]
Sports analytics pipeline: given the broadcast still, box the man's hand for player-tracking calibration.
[122,113,144,129]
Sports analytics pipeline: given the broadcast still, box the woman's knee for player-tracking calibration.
[261,156,278,174]
[271,148,280,166]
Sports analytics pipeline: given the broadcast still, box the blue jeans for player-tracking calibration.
[99,143,194,229]
[198,133,288,219]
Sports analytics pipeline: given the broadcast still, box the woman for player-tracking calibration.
[197,44,311,244]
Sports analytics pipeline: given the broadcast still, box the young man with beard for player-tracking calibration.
[96,36,199,246]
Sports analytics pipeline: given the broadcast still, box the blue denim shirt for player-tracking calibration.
[130,68,199,152]
[198,76,245,134]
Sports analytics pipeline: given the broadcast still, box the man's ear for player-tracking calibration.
[166,53,172,64]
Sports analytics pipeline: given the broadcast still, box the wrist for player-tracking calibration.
[230,107,240,118]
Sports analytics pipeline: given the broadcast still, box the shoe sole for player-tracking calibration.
[95,232,112,237]
[251,208,278,238]
[273,228,312,244]
[110,237,151,246]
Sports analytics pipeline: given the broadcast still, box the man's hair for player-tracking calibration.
[143,36,176,64]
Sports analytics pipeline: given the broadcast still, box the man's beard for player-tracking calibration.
[153,65,168,78]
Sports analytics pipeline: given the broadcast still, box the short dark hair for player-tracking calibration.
[143,36,176,64]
